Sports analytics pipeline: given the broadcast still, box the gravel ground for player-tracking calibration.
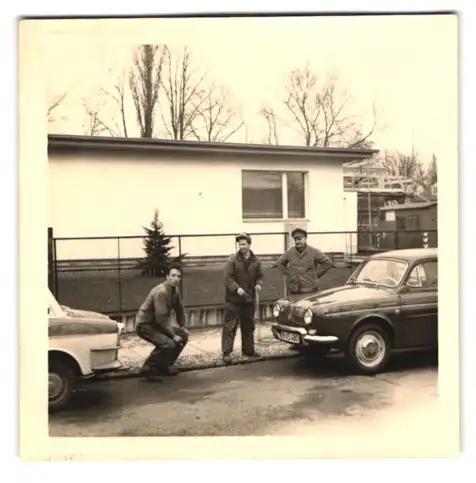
[117,328,299,374]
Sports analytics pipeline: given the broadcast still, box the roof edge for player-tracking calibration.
[47,134,379,160]
[380,201,438,211]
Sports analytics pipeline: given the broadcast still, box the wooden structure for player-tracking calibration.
[378,201,438,250]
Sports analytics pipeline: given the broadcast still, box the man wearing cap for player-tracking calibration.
[275,228,333,295]
[222,233,265,364]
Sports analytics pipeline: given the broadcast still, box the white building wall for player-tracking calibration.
[49,149,358,260]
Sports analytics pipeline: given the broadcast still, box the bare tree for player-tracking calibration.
[426,153,438,186]
[160,46,209,140]
[378,150,427,192]
[190,85,244,142]
[82,100,105,136]
[48,92,68,123]
[260,106,280,145]
[82,69,130,137]
[129,44,164,138]
[265,64,383,148]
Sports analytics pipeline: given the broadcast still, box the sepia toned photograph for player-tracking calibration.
[18,10,459,460]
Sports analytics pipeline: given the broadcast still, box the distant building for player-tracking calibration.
[343,160,414,230]
[378,201,438,250]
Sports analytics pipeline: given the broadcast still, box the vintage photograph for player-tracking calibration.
[19,11,459,457]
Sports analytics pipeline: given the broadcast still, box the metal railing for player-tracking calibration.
[48,229,437,315]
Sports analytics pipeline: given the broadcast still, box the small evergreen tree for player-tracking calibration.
[138,209,186,276]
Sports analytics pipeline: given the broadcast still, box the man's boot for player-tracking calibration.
[242,350,262,358]
[159,365,179,376]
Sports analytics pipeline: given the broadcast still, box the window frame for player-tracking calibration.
[404,259,438,290]
[241,169,308,222]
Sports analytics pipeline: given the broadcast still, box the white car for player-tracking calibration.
[48,290,124,410]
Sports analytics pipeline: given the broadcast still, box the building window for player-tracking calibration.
[396,215,420,231]
[242,170,306,220]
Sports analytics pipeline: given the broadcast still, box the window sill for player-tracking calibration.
[242,218,310,224]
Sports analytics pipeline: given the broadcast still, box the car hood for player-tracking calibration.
[59,306,125,332]
[282,283,397,312]
[62,306,111,320]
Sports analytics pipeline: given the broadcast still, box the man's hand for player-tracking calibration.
[181,327,190,336]
[237,287,246,296]
[173,335,183,345]
[255,284,262,292]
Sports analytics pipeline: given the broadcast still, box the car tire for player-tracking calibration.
[48,357,76,411]
[346,323,391,375]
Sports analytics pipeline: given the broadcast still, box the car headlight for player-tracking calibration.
[303,309,313,325]
[272,303,281,317]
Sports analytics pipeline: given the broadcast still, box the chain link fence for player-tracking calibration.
[49,229,437,317]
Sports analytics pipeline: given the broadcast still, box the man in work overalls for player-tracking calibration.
[135,263,189,382]
[222,233,265,365]
[275,228,333,295]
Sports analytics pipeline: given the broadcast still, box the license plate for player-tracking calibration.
[277,329,301,344]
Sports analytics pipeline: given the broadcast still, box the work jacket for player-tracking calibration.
[224,250,264,304]
[275,245,333,294]
[135,282,186,337]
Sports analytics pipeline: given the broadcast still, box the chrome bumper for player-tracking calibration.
[92,360,123,371]
[272,323,339,344]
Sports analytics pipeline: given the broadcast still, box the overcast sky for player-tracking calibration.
[43,14,458,165]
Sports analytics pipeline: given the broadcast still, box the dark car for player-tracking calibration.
[271,248,438,374]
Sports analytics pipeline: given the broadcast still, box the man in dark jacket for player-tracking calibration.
[275,228,333,295]
[135,263,189,381]
[222,233,264,364]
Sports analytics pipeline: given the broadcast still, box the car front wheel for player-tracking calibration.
[346,323,391,374]
[49,358,76,411]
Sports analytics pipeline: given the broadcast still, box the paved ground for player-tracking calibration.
[49,349,438,438]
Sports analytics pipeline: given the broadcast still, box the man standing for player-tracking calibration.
[135,263,189,382]
[222,233,264,364]
[275,228,333,295]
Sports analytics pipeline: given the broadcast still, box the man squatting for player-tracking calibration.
[275,228,333,295]
[222,233,264,364]
[135,263,189,382]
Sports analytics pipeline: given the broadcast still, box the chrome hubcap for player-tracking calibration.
[49,372,64,400]
[355,331,386,368]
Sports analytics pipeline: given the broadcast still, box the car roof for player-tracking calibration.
[370,247,437,263]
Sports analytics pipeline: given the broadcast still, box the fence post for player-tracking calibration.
[117,237,122,312]
[395,231,399,250]
[178,235,184,295]
[283,232,288,298]
[48,227,54,295]
[53,237,59,298]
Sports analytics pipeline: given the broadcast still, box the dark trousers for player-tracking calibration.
[136,324,188,373]
[221,302,255,355]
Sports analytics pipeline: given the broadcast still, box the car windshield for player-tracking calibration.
[351,258,407,288]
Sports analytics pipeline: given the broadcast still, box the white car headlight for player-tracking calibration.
[272,303,281,317]
[303,309,313,325]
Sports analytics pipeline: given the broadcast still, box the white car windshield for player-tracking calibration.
[352,259,407,288]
